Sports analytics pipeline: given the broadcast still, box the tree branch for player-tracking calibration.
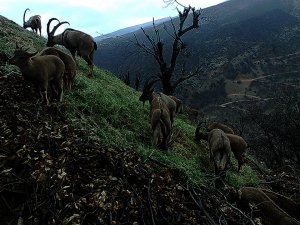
[173,68,200,90]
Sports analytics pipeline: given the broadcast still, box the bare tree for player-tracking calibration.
[135,3,201,95]
[163,0,185,8]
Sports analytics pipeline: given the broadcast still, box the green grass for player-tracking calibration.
[65,59,260,188]
[0,15,260,188]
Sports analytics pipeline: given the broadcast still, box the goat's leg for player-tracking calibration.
[55,78,64,102]
[40,87,49,106]
[69,49,77,63]
[87,64,94,78]
[170,111,174,126]
[89,51,95,77]
[82,55,93,78]
[49,81,58,97]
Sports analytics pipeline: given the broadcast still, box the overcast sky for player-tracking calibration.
[0,0,226,38]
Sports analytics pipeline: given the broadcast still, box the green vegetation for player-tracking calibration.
[65,59,260,188]
[0,15,260,188]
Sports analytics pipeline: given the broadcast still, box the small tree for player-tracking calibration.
[135,1,202,95]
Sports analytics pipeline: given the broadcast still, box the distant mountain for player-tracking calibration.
[94,0,300,110]
[94,17,171,42]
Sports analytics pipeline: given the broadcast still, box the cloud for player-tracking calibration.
[121,16,164,28]
[0,0,227,37]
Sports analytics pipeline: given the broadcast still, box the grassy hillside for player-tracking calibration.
[1,15,258,187]
[0,15,275,224]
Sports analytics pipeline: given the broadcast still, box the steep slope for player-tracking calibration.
[94,0,300,110]
[1,15,299,225]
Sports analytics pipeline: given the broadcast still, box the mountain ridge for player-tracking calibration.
[94,17,171,42]
[94,0,300,110]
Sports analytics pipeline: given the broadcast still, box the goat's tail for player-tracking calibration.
[94,42,97,50]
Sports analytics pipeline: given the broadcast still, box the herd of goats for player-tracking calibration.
[9,9,97,105]
[16,9,300,224]
[14,8,248,180]
[139,76,247,178]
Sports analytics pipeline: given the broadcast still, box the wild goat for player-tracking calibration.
[9,44,65,106]
[23,8,41,36]
[226,134,247,171]
[207,121,234,134]
[195,121,234,141]
[139,77,176,125]
[46,18,97,78]
[237,187,300,225]
[39,47,76,90]
[259,188,300,221]
[208,129,231,176]
[150,97,172,149]
[195,127,247,172]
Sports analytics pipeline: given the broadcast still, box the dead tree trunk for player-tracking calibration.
[135,5,201,95]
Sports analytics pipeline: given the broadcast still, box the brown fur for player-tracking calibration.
[10,45,65,106]
[226,134,247,171]
[23,8,41,36]
[47,18,97,78]
[195,121,234,142]
[150,97,172,149]
[260,189,300,221]
[239,187,300,225]
[39,47,76,90]
[207,129,231,175]
[207,122,235,134]
[169,95,183,113]
[139,78,176,125]
[157,92,176,124]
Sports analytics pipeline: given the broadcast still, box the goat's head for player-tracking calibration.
[194,126,208,141]
[195,120,208,141]
[9,43,37,66]
[46,18,70,47]
[139,77,160,105]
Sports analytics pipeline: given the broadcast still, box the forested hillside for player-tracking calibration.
[94,0,300,110]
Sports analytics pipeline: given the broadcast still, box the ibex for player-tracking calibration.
[150,97,172,149]
[39,47,76,90]
[237,187,300,225]
[207,121,235,134]
[207,129,231,176]
[226,133,247,171]
[139,77,176,125]
[9,44,65,106]
[46,18,97,78]
[195,126,247,172]
[195,121,234,137]
[23,8,41,36]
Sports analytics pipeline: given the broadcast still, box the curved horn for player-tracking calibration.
[28,51,38,57]
[51,21,70,35]
[48,19,70,36]
[47,18,60,35]
[23,8,30,25]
